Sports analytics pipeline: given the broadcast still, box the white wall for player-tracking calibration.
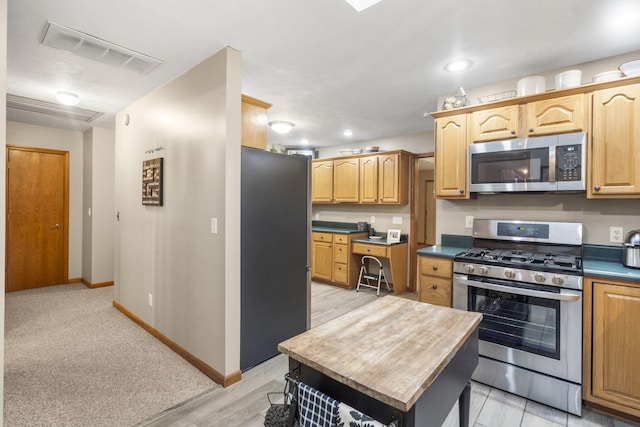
[7,121,84,279]
[1,0,8,418]
[114,47,242,376]
[82,127,115,284]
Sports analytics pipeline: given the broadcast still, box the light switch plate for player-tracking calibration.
[392,216,402,224]
[370,216,376,224]
[148,293,153,307]
[211,218,218,234]
[465,216,474,228]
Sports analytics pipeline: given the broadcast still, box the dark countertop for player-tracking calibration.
[583,244,640,283]
[312,226,368,234]
[311,220,368,234]
[416,234,471,259]
[352,237,408,246]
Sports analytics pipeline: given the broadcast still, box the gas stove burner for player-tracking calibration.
[501,250,534,262]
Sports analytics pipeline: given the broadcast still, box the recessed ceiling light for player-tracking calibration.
[268,121,295,134]
[444,59,473,72]
[300,138,309,145]
[56,91,80,106]
[343,130,353,137]
[344,0,383,12]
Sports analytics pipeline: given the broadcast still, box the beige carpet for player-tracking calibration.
[4,284,217,427]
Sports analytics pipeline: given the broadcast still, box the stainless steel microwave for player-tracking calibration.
[468,132,586,193]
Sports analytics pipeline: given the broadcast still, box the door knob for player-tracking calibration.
[51,224,62,229]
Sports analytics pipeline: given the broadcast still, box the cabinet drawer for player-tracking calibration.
[352,243,388,257]
[333,263,348,284]
[333,243,349,264]
[419,256,452,279]
[313,232,333,242]
[418,276,452,307]
[334,234,350,244]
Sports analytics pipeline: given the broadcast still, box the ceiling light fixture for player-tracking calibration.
[344,0,383,12]
[56,91,80,106]
[268,120,295,134]
[444,59,473,72]
[300,138,309,145]
[343,130,353,137]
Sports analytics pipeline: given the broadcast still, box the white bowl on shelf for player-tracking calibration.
[592,70,623,82]
[555,70,582,89]
[619,60,640,77]
[517,76,546,96]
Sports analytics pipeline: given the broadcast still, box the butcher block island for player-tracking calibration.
[278,296,482,426]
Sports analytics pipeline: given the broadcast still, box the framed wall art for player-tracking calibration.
[387,229,401,243]
[142,158,163,206]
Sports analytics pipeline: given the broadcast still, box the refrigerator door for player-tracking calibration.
[240,147,310,371]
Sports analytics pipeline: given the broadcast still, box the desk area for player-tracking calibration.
[351,237,408,294]
[278,297,482,426]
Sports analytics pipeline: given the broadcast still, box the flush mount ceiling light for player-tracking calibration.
[343,129,353,137]
[56,91,80,106]
[269,121,295,134]
[344,0,383,12]
[444,59,473,72]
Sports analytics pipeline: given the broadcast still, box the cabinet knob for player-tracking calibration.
[432,284,438,289]
[459,189,464,194]
[529,128,534,133]
[367,249,371,252]
[594,186,601,191]
[510,130,516,135]
[432,265,438,271]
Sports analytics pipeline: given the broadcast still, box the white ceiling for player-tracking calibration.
[7,0,640,148]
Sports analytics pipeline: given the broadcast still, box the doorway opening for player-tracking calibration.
[409,153,435,291]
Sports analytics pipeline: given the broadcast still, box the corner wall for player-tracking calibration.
[1,0,8,418]
[114,47,242,377]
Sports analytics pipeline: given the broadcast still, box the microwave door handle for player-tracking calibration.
[456,278,580,301]
[549,146,556,182]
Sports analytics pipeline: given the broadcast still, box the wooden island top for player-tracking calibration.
[278,296,482,413]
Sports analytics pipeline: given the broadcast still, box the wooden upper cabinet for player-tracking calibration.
[525,94,585,136]
[379,153,408,204]
[590,84,640,197]
[435,114,469,199]
[359,156,379,203]
[471,105,520,142]
[333,158,359,202]
[311,161,334,203]
[241,95,272,150]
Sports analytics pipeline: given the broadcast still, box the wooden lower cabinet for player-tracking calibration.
[311,231,367,288]
[584,277,640,421]
[417,255,453,307]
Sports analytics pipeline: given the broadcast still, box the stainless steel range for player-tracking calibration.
[453,219,583,415]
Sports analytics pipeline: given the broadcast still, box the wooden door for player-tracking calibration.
[333,158,359,202]
[435,114,469,198]
[471,105,520,142]
[424,180,436,246]
[592,282,640,411]
[590,84,640,197]
[6,146,69,291]
[359,156,378,203]
[311,160,334,203]
[525,94,585,136]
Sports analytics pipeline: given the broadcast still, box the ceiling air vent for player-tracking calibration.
[40,21,163,74]
[7,94,104,122]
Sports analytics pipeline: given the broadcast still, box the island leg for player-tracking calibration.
[458,381,471,427]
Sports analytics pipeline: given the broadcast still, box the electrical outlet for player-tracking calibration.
[392,216,402,224]
[610,227,623,243]
[148,293,153,307]
[211,218,218,234]
[370,216,376,224]
[465,216,474,228]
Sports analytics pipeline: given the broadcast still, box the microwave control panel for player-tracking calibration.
[556,145,581,181]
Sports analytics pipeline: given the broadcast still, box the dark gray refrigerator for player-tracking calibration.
[240,147,310,371]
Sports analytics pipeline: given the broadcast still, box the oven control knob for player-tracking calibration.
[534,273,547,283]
[464,264,475,274]
[552,275,565,285]
[504,269,516,279]
[477,266,489,275]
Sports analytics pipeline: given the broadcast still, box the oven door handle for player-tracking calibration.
[456,278,581,301]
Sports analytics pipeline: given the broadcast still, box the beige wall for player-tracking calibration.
[7,121,84,279]
[1,0,7,418]
[114,47,242,375]
[82,127,115,284]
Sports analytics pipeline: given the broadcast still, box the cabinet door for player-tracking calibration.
[592,282,640,411]
[333,158,359,202]
[471,105,520,142]
[311,240,333,281]
[526,94,585,136]
[311,161,334,203]
[435,114,469,198]
[591,84,640,197]
[359,156,379,203]
[378,153,408,204]
[241,95,271,150]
